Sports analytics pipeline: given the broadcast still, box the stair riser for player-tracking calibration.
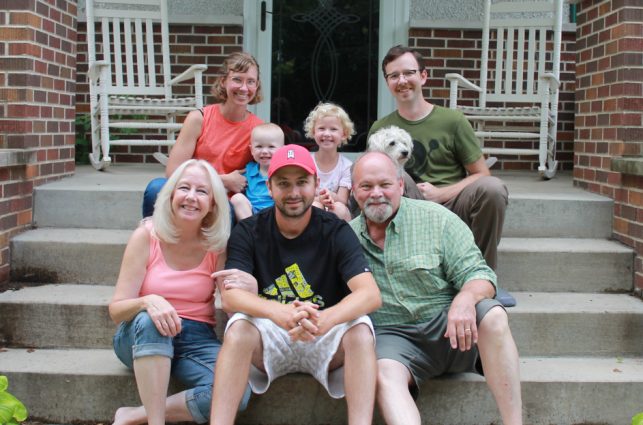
[11,236,634,293]
[503,198,612,238]
[0,304,115,349]
[2,301,640,357]
[510,312,643,357]
[498,250,634,292]
[10,239,124,285]
[34,189,143,230]
[4,371,640,425]
[0,304,228,350]
[34,186,614,239]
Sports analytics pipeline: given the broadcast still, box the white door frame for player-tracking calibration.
[243,0,409,123]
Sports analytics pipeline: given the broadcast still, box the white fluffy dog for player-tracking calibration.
[367,125,414,166]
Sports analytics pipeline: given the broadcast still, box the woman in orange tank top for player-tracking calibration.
[143,52,264,217]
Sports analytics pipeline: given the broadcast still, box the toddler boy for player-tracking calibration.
[230,123,285,221]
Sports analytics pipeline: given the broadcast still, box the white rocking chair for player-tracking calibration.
[85,0,207,170]
[446,0,563,179]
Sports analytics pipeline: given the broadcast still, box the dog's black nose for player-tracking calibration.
[401,151,408,157]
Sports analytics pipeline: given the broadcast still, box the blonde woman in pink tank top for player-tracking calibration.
[110,159,252,424]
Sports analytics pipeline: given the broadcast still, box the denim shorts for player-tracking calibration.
[113,311,251,423]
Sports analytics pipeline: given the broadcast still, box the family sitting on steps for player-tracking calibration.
[109,45,522,425]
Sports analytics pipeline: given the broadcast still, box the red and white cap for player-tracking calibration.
[267,144,316,178]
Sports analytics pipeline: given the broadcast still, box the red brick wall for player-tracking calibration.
[0,0,77,285]
[75,22,243,164]
[409,28,577,172]
[574,0,643,292]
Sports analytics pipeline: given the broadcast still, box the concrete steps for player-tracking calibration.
[2,348,642,425]
[10,228,129,284]
[3,165,642,424]
[2,285,642,358]
[11,228,635,291]
[497,237,634,292]
[32,167,615,238]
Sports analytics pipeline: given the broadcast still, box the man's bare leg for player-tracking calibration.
[331,324,376,425]
[477,307,523,425]
[376,359,421,425]
[210,320,262,425]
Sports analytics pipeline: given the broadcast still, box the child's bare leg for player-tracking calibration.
[231,193,253,221]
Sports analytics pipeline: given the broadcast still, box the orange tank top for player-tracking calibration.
[193,104,263,174]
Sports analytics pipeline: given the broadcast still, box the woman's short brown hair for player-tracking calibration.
[210,51,263,105]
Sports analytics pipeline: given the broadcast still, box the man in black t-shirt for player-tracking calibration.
[210,144,382,425]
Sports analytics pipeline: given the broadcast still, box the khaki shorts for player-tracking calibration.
[226,312,374,399]
[374,298,503,398]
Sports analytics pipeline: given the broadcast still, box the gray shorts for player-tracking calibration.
[374,298,504,398]
[226,312,374,399]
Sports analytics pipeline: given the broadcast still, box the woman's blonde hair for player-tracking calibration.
[152,159,230,252]
[303,102,356,146]
[210,51,263,105]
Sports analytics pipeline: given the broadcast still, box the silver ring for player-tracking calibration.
[465,328,472,332]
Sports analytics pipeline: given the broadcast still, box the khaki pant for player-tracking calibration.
[442,176,508,271]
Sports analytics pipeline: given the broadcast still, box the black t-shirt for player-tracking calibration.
[226,207,371,309]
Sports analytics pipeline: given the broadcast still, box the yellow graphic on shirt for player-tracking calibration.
[262,263,324,307]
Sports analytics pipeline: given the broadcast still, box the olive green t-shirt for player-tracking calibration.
[369,106,482,186]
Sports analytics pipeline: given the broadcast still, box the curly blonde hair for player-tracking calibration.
[210,51,263,105]
[303,102,356,146]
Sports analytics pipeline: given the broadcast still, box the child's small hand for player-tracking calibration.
[318,188,335,207]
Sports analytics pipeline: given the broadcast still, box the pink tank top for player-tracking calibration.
[139,222,218,326]
[193,104,263,174]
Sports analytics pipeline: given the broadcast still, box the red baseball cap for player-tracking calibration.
[267,144,317,178]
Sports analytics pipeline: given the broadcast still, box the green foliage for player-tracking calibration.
[0,376,28,425]
[633,412,643,425]
[75,113,92,165]
[74,113,149,165]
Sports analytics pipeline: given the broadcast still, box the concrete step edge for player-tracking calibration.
[2,285,642,313]
[13,229,634,255]
[499,237,634,253]
[2,347,642,381]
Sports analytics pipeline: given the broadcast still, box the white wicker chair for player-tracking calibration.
[446,0,563,179]
[85,0,207,170]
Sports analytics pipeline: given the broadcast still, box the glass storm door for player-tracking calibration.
[268,0,379,151]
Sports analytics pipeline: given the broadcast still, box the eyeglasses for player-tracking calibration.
[228,75,258,88]
[385,69,419,83]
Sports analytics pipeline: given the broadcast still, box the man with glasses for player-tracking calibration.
[369,45,513,307]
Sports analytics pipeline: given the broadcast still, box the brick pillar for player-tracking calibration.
[574,0,643,293]
[0,0,77,285]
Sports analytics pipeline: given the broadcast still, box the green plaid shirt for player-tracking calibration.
[350,197,497,326]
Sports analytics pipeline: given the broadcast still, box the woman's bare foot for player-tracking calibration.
[113,406,144,425]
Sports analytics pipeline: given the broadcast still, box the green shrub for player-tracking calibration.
[0,376,27,424]
[75,113,92,165]
[633,412,643,425]
[74,113,150,165]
